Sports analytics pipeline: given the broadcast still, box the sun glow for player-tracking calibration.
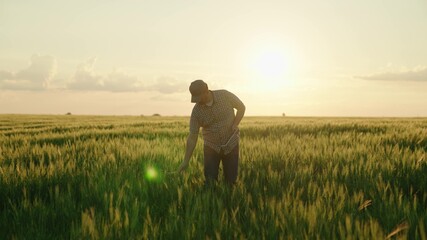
[252,50,288,79]
[244,45,292,91]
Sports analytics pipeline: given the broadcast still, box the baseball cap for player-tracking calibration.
[189,80,208,103]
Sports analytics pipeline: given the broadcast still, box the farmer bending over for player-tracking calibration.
[178,80,245,185]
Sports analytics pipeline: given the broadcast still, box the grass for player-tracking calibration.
[0,115,426,239]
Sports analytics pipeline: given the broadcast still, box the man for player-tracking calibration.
[178,80,245,185]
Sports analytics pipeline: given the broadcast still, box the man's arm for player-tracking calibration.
[227,91,246,130]
[232,105,245,130]
[178,133,198,173]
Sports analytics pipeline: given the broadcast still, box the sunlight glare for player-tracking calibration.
[252,50,288,79]
[244,45,292,91]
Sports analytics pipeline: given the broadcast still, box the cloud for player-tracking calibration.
[67,58,105,91]
[68,58,145,92]
[1,55,189,93]
[0,71,13,79]
[356,66,427,82]
[0,55,57,90]
[68,59,187,93]
[147,76,188,94]
[104,71,142,92]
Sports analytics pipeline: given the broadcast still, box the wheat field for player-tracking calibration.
[0,115,426,239]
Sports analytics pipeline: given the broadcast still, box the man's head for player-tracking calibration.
[189,80,210,104]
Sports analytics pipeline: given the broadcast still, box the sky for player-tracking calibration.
[1,0,427,116]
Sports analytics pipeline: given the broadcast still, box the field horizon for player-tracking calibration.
[1,113,427,119]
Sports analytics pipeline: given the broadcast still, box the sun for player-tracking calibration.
[245,46,291,90]
[252,50,288,79]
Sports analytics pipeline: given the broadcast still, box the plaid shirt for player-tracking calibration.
[190,90,245,154]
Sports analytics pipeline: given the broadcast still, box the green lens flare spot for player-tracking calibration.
[145,166,158,181]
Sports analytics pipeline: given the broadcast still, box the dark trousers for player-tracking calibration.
[203,144,239,185]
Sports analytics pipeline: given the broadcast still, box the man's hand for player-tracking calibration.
[232,105,245,133]
[232,124,239,132]
[179,133,198,174]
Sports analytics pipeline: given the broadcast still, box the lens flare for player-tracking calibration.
[145,166,158,181]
